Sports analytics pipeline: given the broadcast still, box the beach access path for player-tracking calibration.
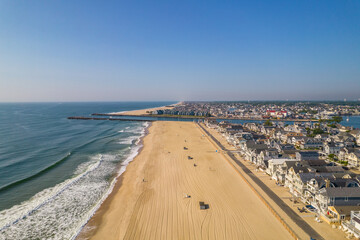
[83,121,292,240]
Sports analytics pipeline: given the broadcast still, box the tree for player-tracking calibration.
[309,128,325,137]
[331,116,343,123]
[312,128,324,135]
[264,120,273,126]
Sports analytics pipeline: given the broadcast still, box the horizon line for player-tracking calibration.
[0,99,360,103]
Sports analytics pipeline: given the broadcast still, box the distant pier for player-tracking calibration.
[67,116,155,122]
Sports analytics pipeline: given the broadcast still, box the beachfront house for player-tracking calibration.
[305,175,359,206]
[285,161,335,198]
[242,141,269,165]
[342,211,360,238]
[325,206,360,224]
[285,166,313,197]
[256,149,279,168]
[246,144,274,167]
[316,187,360,213]
[218,121,231,133]
[267,159,297,183]
[205,119,218,129]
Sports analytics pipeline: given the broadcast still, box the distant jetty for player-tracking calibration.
[67,116,154,122]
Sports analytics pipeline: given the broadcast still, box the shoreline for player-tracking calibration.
[76,122,151,239]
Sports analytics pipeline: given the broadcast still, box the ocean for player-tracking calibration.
[0,102,175,240]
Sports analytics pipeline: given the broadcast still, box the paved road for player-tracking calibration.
[197,123,324,240]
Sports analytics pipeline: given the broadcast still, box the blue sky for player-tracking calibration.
[0,0,359,101]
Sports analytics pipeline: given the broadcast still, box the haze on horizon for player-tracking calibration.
[0,0,359,102]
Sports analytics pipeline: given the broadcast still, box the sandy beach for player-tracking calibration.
[80,121,293,240]
[111,102,182,116]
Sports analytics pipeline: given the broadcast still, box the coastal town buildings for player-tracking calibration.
[154,101,360,121]
[203,109,360,238]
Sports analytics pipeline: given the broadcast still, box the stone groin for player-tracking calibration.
[67,116,154,122]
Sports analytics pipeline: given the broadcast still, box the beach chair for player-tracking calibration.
[297,207,306,213]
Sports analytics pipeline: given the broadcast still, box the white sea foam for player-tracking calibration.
[70,144,143,240]
[131,125,147,134]
[117,135,139,145]
[0,156,104,239]
[0,122,149,240]
[118,123,149,144]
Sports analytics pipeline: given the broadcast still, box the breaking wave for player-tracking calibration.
[0,152,72,192]
[0,122,149,240]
